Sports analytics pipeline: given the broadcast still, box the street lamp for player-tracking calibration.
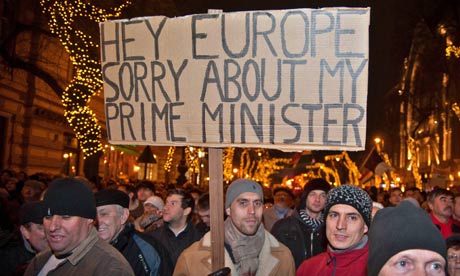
[62,152,73,176]
[137,146,157,180]
[374,137,383,153]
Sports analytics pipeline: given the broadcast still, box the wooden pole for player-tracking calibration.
[207,8,225,273]
[209,148,224,272]
[359,144,376,171]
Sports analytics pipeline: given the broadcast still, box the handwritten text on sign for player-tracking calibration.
[100,8,370,151]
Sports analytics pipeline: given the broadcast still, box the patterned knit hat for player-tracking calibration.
[324,184,372,227]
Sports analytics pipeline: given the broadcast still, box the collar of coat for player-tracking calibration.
[199,229,284,275]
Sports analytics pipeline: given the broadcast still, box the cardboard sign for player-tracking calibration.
[100,7,370,151]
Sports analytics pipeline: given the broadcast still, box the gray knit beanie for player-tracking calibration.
[324,184,372,227]
[368,200,446,276]
[225,179,263,208]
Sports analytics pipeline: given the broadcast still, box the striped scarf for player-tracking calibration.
[299,209,323,231]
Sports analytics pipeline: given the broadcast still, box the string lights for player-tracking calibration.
[407,137,422,189]
[452,103,460,120]
[324,151,361,185]
[223,148,235,181]
[39,0,132,157]
[305,162,341,187]
[446,45,460,58]
[237,148,291,187]
[164,146,176,172]
[185,146,199,175]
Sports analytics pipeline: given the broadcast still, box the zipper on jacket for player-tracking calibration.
[310,232,314,257]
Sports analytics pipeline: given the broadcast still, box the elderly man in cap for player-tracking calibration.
[271,178,331,268]
[0,201,49,275]
[134,195,164,232]
[297,184,373,276]
[263,186,295,231]
[95,189,173,276]
[174,178,295,276]
[24,177,134,276]
[368,200,447,275]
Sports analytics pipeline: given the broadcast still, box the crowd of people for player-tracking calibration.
[0,167,460,275]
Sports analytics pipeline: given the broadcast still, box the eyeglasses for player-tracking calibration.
[448,254,460,262]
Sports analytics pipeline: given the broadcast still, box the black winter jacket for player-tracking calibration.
[0,236,35,276]
[271,210,327,269]
[112,223,173,276]
[147,221,204,266]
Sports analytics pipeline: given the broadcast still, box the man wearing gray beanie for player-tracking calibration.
[297,184,372,276]
[174,178,295,276]
[24,178,134,276]
[368,200,447,276]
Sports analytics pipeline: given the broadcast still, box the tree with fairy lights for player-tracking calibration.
[38,0,136,157]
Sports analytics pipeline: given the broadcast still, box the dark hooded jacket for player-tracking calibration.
[148,221,204,266]
[111,223,173,276]
[272,178,330,268]
[271,210,327,268]
[0,235,36,275]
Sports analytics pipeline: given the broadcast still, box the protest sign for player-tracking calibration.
[100,7,370,151]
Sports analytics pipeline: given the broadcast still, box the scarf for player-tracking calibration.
[224,217,265,276]
[274,205,290,219]
[299,209,323,230]
[139,212,162,229]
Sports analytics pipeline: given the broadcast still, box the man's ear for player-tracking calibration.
[87,219,94,226]
[121,208,130,224]
[20,225,30,240]
[183,207,192,217]
[427,201,434,212]
[225,207,231,217]
[363,224,369,234]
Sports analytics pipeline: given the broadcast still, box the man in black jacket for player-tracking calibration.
[147,188,204,266]
[271,178,331,268]
[0,201,48,275]
[95,189,173,276]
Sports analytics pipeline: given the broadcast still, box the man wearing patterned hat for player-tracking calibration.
[296,184,373,276]
[174,178,295,276]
